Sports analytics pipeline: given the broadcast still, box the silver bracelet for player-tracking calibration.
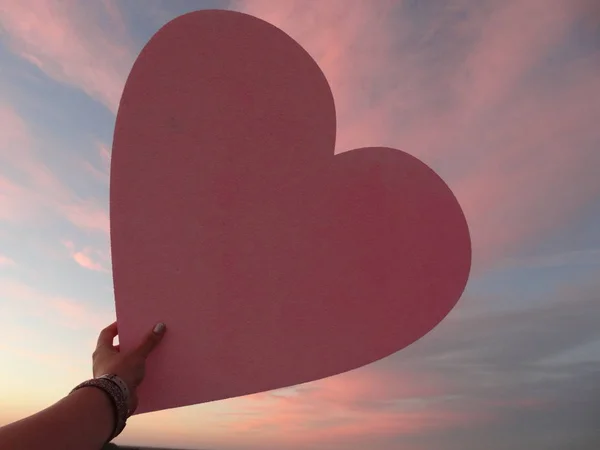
[70,375,128,442]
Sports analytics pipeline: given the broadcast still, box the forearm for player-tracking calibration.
[0,387,115,450]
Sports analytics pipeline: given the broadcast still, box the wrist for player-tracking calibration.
[70,376,129,443]
[76,386,116,436]
[96,374,134,414]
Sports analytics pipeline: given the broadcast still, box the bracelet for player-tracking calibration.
[96,374,131,412]
[70,376,128,442]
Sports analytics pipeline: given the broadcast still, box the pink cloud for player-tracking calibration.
[226,367,494,446]
[98,142,111,172]
[0,176,35,223]
[0,254,16,266]
[0,105,109,233]
[290,369,445,406]
[234,0,399,151]
[218,335,559,448]
[82,162,107,183]
[60,200,109,234]
[0,278,113,331]
[237,0,600,271]
[82,142,111,183]
[0,0,134,113]
[62,240,109,272]
[4,0,595,267]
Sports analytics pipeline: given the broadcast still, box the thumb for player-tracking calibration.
[135,322,166,358]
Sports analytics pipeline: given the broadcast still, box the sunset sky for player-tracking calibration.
[1,1,599,449]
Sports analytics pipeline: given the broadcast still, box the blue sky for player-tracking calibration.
[1,1,599,449]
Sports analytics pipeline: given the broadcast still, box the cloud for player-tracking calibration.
[235,0,600,270]
[230,372,492,444]
[62,240,110,272]
[215,273,600,449]
[0,104,109,233]
[98,142,111,173]
[0,255,16,266]
[500,248,600,270]
[1,3,599,447]
[60,200,109,234]
[0,0,135,113]
[399,284,600,371]
[4,0,597,266]
[0,278,113,331]
[82,142,111,184]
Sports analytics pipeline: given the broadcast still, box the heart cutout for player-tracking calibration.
[111,9,471,414]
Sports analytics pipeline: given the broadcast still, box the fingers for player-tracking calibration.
[134,322,167,359]
[96,321,118,350]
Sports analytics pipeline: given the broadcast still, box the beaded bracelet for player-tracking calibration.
[70,376,129,442]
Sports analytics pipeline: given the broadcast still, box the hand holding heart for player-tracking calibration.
[110,10,471,414]
[92,322,167,414]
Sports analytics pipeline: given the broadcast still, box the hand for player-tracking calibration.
[92,321,166,414]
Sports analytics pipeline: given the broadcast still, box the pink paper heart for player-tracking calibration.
[111,9,471,414]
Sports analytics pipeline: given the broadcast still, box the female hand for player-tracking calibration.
[92,321,166,414]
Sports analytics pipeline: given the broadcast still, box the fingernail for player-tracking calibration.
[153,322,166,334]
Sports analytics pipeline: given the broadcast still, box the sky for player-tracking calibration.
[0,0,599,449]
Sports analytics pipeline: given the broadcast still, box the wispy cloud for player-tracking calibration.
[0,255,16,267]
[0,0,135,113]
[62,240,109,272]
[4,0,598,264]
[236,0,600,270]
[0,104,109,233]
[98,142,111,175]
[501,248,600,270]
[230,374,491,443]
[0,2,599,449]
[0,278,114,331]
[223,274,600,449]
[82,142,111,184]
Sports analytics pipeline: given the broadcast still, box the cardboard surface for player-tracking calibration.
[110,9,471,414]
